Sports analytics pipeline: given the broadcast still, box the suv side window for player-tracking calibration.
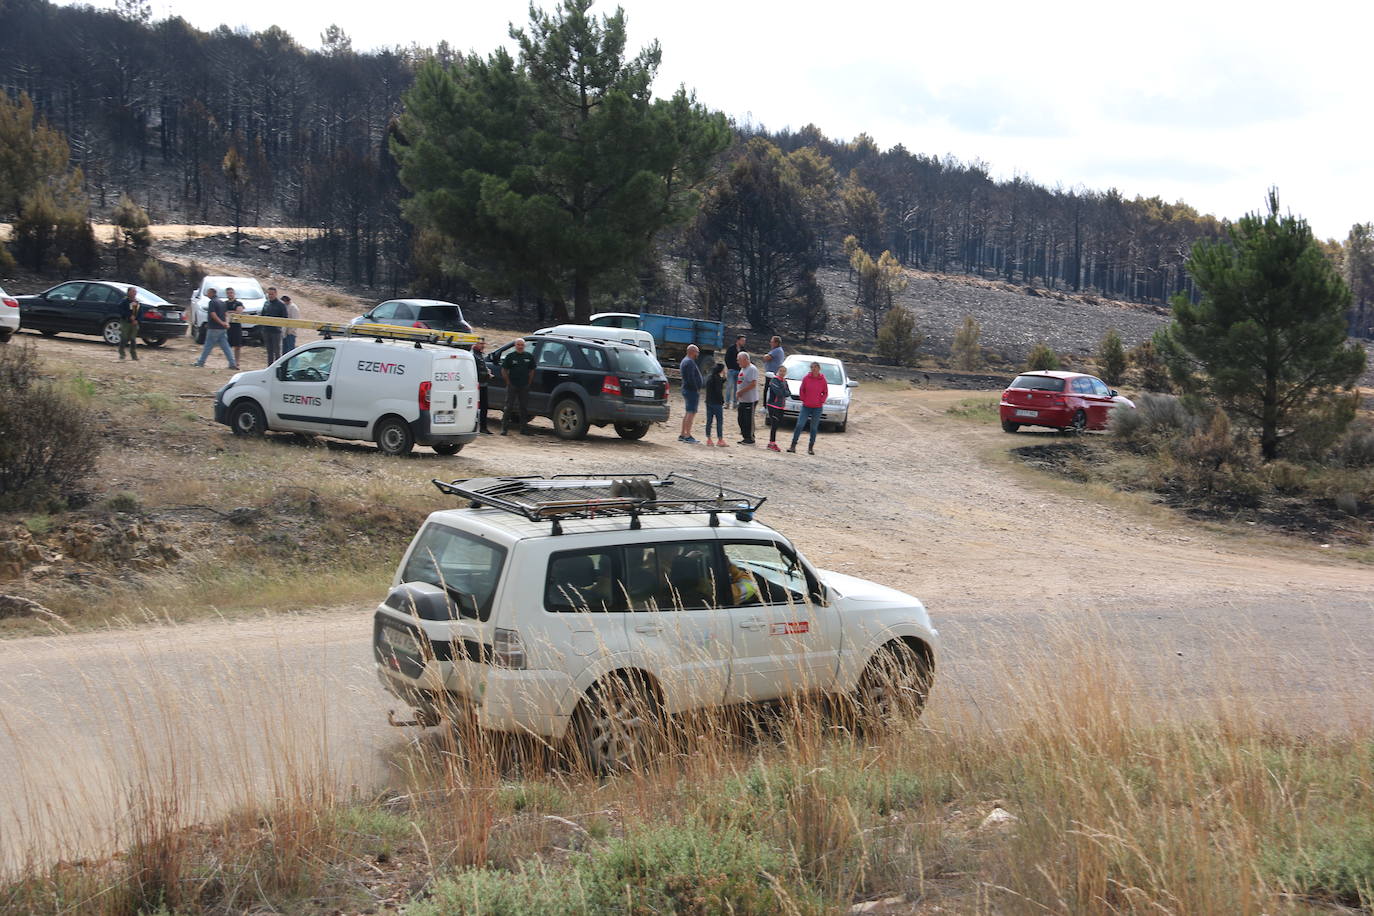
[578,345,607,371]
[283,346,336,381]
[621,542,720,611]
[538,341,574,368]
[546,548,619,612]
[722,541,811,607]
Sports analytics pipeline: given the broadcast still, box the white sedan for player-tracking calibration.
[780,354,858,432]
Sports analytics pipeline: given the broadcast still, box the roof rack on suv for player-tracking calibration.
[431,473,766,535]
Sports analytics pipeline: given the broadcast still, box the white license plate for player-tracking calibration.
[1015,409,1038,417]
[433,410,455,424]
[381,625,421,656]
[634,388,655,398]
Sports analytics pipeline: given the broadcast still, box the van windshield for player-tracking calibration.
[400,524,507,621]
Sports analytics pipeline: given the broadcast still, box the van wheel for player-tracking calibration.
[572,676,661,775]
[853,641,931,734]
[101,319,122,345]
[553,398,589,440]
[229,400,266,438]
[432,442,462,455]
[614,422,650,440]
[375,417,415,457]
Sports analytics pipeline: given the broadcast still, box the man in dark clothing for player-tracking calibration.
[473,340,492,434]
[500,338,537,435]
[118,286,139,361]
[192,288,236,368]
[260,286,287,364]
[678,344,703,444]
[723,334,745,409]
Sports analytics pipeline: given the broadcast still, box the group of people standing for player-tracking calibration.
[191,286,299,369]
[677,334,829,455]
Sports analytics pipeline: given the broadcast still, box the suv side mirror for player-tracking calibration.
[846,379,859,388]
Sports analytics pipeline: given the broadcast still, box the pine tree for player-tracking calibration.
[951,315,983,370]
[1157,191,1367,460]
[394,0,728,322]
[1097,328,1127,386]
[1025,342,1060,371]
[876,306,922,366]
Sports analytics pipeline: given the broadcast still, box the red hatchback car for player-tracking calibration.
[999,371,1135,433]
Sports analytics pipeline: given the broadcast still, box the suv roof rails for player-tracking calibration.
[431,473,766,535]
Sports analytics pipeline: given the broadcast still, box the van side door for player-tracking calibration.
[268,344,338,432]
[720,539,842,703]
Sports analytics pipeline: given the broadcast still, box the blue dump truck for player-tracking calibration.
[589,311,726,369]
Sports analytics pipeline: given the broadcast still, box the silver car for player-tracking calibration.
[781,354,858,432]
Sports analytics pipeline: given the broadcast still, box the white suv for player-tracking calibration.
[0,284,18,343]
[373,474,938,771]
[190,276,266,343]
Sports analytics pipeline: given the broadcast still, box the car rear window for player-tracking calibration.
[1009,375,1065,392]
[612,347,661,375]
[416,305,463,322]
[401,524,507,621]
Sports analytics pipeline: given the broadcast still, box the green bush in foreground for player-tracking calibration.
[412,820,802,916]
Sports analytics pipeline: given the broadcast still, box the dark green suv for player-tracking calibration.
[486,334,670,440]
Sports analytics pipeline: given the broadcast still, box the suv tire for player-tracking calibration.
[553,397,589,440]
[375,416,415,457]
[614,421,650,440]
[572,676,660,774]
[229,400,267,438]
[0,328,12,344]
[853,640,931,734]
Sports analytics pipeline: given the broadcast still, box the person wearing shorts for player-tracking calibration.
[678,345,703,444]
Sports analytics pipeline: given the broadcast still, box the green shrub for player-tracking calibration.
[1270,818,1374,908]
[138,258,170,294]
[1024,342,1060,371]
[1335,423,1374,468]
[104,492,142,514]
[1129,339,1172,392]
[875,306,922,366]
[1109,392,1198,446]
[1097,328,1127,386]
[951,315,983,370]
[0,345,102,510]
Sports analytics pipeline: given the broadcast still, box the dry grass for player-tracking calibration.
[3,619,1370,914]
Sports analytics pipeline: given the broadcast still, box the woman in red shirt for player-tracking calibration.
[788,362,829,454]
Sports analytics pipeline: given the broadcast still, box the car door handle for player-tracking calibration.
[633,623,662,635]
[325,385,332,399]
[739,617,766,631]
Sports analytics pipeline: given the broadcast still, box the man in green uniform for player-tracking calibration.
[500,338,537,435]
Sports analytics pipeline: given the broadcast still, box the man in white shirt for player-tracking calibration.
[735,351,759,445]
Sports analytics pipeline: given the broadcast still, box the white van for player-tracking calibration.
[534,323,657,362]
[191,276,267,342]
[213,337,479,456]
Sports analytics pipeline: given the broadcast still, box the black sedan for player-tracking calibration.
[17,280,189,347]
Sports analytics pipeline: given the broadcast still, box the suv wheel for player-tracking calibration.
[229,400,266,437]
[375,416,415,457]
[614,421,650,440]
[553,398,589,440]
[853,641,931,734]
[0,328,12,344]
[101,318,122,346]
[573,676,660,774]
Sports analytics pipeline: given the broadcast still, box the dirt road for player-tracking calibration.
[2,331,1372,867]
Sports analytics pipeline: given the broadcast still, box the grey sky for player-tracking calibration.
[97,0,1374,239]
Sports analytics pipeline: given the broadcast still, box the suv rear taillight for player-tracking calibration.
[2,297,18,309]
[418,380,432,411]
[601,375,622,395]
[492,628,526,669]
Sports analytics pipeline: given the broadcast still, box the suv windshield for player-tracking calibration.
[400,524,507,621]
[612,347,661,375]
[1010,375,1065,392]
